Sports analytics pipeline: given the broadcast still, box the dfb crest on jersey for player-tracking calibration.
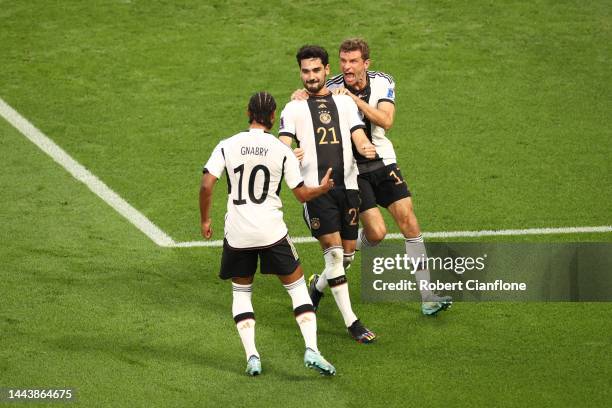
[319,112,332,124]
[310,218,321,230]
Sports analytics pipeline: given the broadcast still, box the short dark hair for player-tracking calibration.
[296,45,329,66]
[339,38,370,60]
[248,91,276,129]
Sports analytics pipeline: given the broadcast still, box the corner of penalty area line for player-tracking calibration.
[168,240,225,248]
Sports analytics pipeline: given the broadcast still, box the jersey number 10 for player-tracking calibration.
[232,164,271,205]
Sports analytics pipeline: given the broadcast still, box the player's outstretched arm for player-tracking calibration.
[292,168,334,203]
[336,87,395,130]
[199,173,218,239]
[360,99,395,130]
[351,128,377,159]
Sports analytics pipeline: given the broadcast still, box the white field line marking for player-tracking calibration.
[173,225,612,248]
[2,97,610,249]
[0,97,175,247]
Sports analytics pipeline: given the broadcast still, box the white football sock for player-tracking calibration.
[315,250,355,293]
[325,246,358,327]
[284,277,318,353]
[405,235,433,301]
[232,282,258,360]
[316,270,329,292]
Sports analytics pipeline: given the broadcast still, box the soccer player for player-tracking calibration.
[315,38,452,315]
[200,91,336,376]
[279,45,377,343]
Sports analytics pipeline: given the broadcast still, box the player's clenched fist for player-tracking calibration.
[201,219,213,239]
[362,143,376,159]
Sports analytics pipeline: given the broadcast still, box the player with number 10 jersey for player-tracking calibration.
[204,127,303,249]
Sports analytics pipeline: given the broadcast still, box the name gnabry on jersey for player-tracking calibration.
[240,146,269,156]
[203,129,303,249]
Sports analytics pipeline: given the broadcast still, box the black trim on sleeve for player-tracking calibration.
[276,156,287,196]
[233,312,255,324]
[292,181,304,189]
[203,167,209,174]
[279,131,296,139]
[378,98,395,105]
[219,147,232,193]
[350,124,367,133]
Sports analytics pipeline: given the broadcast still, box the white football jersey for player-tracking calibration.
[278,93,365,190]
[203,128,304,249]
[327,71,397,170]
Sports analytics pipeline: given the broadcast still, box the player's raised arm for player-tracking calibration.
[292,168,334,203]
[199,172,217,239]
[339,87,395,131]
[355,97,394,130]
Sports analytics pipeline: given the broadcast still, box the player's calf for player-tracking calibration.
[308,274,324,310]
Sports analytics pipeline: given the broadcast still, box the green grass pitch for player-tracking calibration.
[1,1,611,406]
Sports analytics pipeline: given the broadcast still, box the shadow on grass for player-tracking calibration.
[48,334,238,376]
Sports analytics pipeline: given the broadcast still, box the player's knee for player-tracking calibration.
[398,215,419,237]
[368,224,387,244]
[324,247,344,278]
[325,247,343,264]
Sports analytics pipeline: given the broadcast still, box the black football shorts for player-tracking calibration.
[219,236,300,280]
[358,163,411,212]
[303,188,360,240]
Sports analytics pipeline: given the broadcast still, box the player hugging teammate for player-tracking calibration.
[200,39,452,377]
[305,39,452,316]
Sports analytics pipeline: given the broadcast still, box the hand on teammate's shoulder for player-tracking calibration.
[291,88,309,101]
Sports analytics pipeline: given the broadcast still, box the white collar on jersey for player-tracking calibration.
[247,128,272,134]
